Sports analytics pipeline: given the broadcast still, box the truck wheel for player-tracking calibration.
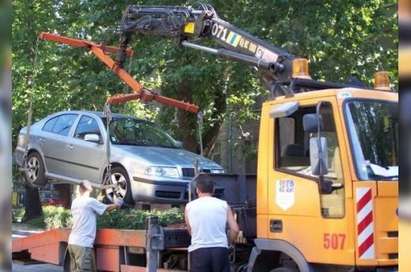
[24,152,47,186]
[105,166,134,205]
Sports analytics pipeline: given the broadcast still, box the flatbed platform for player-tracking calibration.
[12,218,191,272]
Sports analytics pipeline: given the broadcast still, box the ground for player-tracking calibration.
[12,263,63,272]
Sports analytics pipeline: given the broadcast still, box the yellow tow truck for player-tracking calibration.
[116,4,399,271]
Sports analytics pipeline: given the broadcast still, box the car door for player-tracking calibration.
[40,113,79,178]
[65,114,106,183]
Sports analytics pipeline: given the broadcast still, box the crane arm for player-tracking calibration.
[117,4,294,83]
[38,32,199,113]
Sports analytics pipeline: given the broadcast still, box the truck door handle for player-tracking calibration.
[270,219,283,233]
[67,144,74,150]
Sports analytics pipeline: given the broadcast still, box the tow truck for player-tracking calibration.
[13,4,398,272]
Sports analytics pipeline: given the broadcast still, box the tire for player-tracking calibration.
[24,152,47,186]
[105,166,134,205]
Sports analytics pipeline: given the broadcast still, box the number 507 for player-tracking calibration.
[323,233,345,250]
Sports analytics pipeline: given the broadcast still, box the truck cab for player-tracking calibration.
[253,88,398,271]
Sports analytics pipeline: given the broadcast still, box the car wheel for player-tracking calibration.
[105,166,134,205]
[24,152,47,186]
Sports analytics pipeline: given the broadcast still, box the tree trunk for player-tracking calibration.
[175,80,198,153]
[175,79,226,155]
[54,184,72,209]
[22,185,42,221]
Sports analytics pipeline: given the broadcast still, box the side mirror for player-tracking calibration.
[84,133,102,144]
[309,136,328,176]
[303,113,323,133]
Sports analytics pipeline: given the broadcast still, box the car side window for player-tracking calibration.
[74,116,101,140]
[42,117,58,132]
[51,114,78,136]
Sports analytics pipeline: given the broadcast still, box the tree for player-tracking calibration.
[12,0,398,159]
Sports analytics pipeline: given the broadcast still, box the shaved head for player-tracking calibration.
[79,180,93,194]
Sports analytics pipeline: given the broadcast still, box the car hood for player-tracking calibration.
[113,145,222,169]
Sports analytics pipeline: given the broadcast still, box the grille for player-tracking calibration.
[182,168,195,177]
[155,191,181,199]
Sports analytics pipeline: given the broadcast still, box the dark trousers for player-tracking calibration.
[190,247,230,272]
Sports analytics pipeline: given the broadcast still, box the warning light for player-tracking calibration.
[374,71,391,91]
[292,58,311,79]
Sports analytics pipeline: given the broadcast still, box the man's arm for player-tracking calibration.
[184,206,191,235]
[90,198,121,215]
[105,203,120,212]
[227,208,240,243]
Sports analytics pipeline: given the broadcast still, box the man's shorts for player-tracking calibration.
[68,244,96,272]
[190,247,230,272]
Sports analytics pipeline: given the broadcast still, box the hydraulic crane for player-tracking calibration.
[117,4,351,97]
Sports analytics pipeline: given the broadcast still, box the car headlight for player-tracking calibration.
[17,134,26,147]
[210,169,225,174]
[144,166,180,178]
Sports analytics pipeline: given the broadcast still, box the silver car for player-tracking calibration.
[15,111,224,204]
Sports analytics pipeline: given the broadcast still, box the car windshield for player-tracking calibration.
[345,99,399,180]
[102,117,179,148]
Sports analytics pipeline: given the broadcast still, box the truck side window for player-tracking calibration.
[275,103,345,218]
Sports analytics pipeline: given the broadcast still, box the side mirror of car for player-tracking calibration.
[84,133,102,144]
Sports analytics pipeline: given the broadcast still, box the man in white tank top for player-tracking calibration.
[185,175,239,272]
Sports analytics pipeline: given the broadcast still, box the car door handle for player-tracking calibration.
[67,144,74,150]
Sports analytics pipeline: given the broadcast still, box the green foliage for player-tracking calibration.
[12,207,25,223]
[97,207,184,229]
[43,205,73,229]
[13,205,184,230]
[12,0,398,156]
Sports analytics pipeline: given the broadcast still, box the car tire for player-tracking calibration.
[105,166,134,205]
[24,152,47,187]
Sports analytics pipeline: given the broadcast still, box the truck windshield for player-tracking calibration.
[103,117,179,148]
[345,99,399,180]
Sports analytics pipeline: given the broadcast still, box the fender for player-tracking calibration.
[246,238,313,272]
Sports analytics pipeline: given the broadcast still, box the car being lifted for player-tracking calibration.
[15,110,224,204]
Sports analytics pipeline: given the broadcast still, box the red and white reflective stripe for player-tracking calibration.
[356,187,375,259]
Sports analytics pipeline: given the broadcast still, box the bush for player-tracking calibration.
[43,206,73,229]
[12,208,25,223]
[14,205,185,230]
[97,208,184,229]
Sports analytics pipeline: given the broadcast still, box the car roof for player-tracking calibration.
[51,110,146,121]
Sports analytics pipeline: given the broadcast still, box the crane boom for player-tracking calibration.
[117,4,294,84]
[38,32,199,113]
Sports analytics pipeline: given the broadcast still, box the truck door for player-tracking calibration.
[344,99,398,267]
[266,98,354,265]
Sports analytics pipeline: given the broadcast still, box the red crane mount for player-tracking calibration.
[38,32,199,113]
